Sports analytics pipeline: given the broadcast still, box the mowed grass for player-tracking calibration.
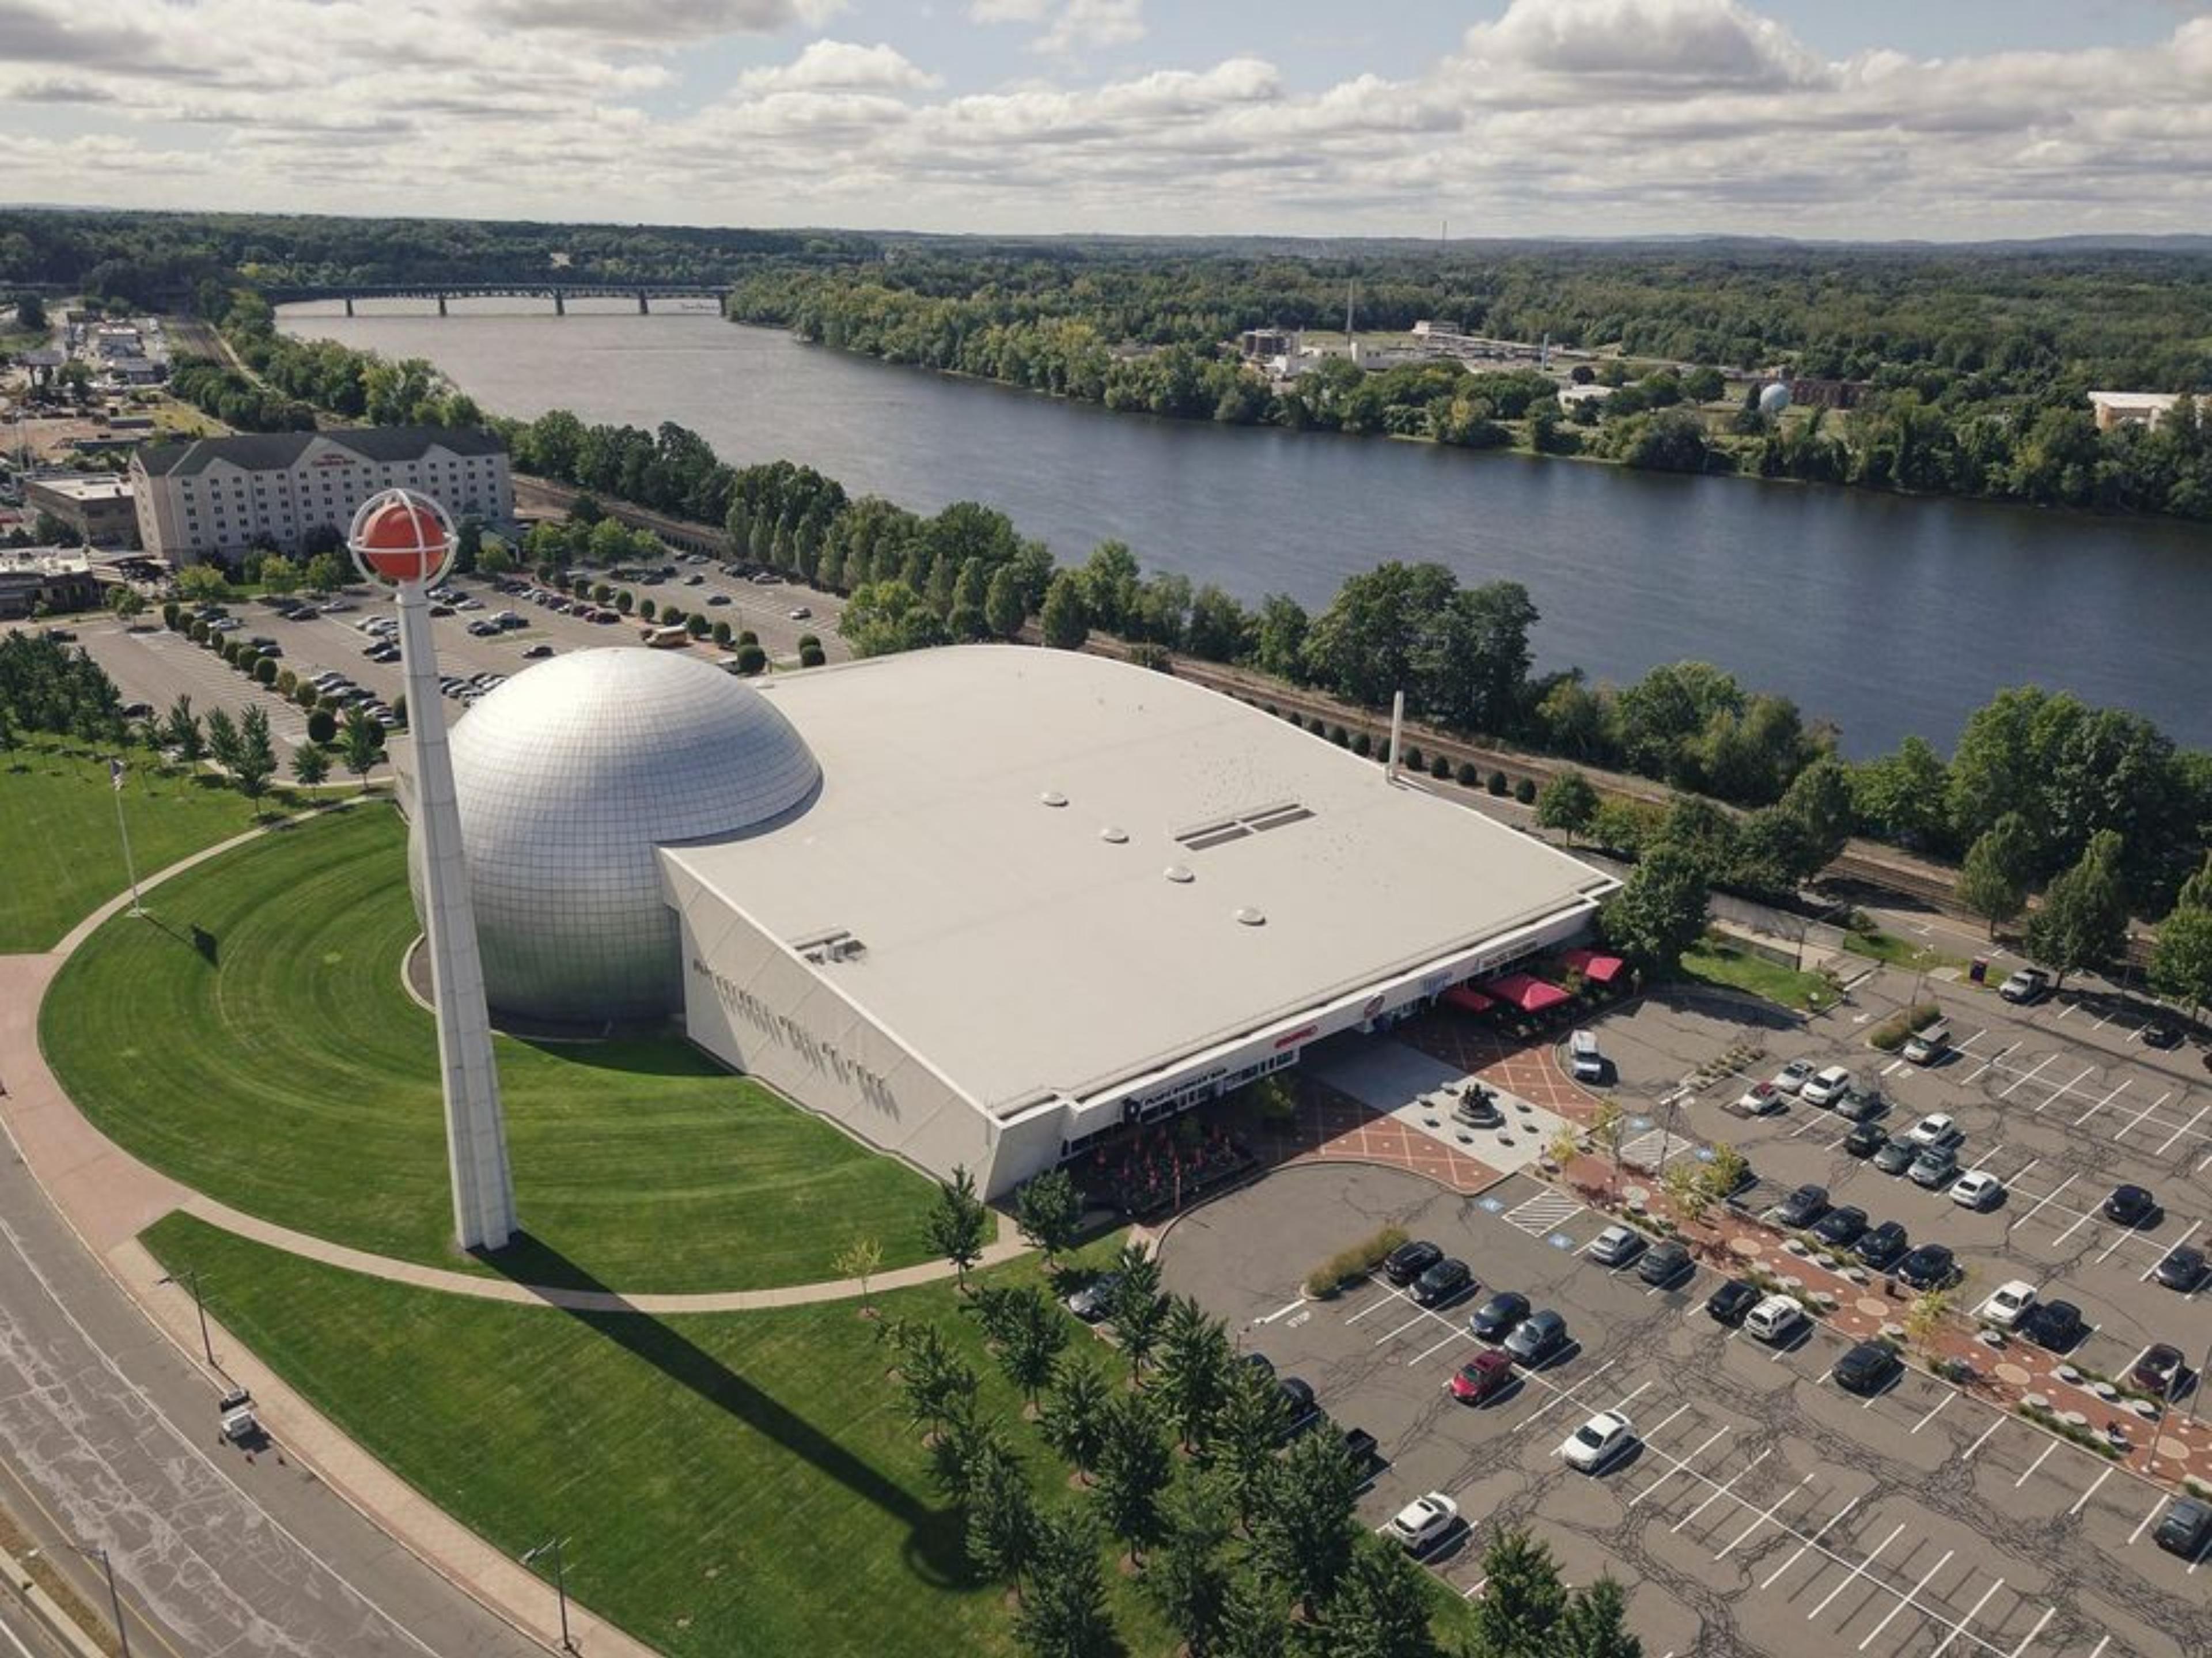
[44,805,943,1292]
[0,736,268,951]
[145,1213,1143,1658]
[1679,934,1839,1013]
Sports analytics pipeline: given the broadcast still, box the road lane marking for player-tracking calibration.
[1255,1297,1305,1325]
[1858,1550,1953,1651]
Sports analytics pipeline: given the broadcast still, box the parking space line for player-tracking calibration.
[2110,1089,2175,1143]
[1996,1053,2057,1099]
[1672,1448,1767,1532]
[1514,1361,1619,1428]
[1908,1392,1955,1434]
[2071,1078,2128,1126]
[1857,1550,1953,1651]
[2012,1441,2056,1488]
[2093,1222,2141,1266]
[2155,1102,2210,1157]
[1405,1327,1464,1366]
[1928,1580,2006,1658]
[2082,1638,2109,1658]
[1715,1472,1815,1559]
[2006,1606,2056,1656]
[2035,1066,2097,1112]
[2009,1172,2078,1234]
[1961,1416,2006,1461]
[1961,1042,2016,1085]
[1807,1521,1905,1620]
[2147,1221,2203,1282]
[1345,1289,1406,1324]
[2048,1200,2099,1248]
[2127,1497,2168,1546]
[1760,1495,1858,1589]
[1373,1311,1431,1346]
[1626,1422,1725,1506]
[2067,1466,2111,1516]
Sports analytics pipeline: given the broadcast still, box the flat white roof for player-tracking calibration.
[664,646,1612,1117]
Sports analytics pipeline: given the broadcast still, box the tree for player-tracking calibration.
[204,706,240,773]
[964,1436,1038,1600]
[926,1164,991,1289]
[14,294,46,332]
[1214,1576,1293,1658]
[831,1235,883,1316]
[984,565,1026,639]
[1557,1576,1643,1658]
[161,695,204,763]
[107,586,145,619]
[290,743,329,788]
[1599,845,1710,972]
[1016,1168,1082,1266]
[305,706,338,746]
[1957,812,2034,937]
[338,706,384,782]
[1040,571,1089,650]
[1851,735,1950,851]
[175,563,229,601]
[839,579,952,657]
[1904,1289,1952,1361]
[1778,755,1856,867]
[1662,1159,1711,1225]
[302,553,344,596]
[1535,769,1600,842]
[1153,1296,1234,1452]
[1251,1428,1359,1618]
[229,705,276,799]
[999,1285,1070,1407]
[1328,1534,1442,1658]
[1143,1475,1236,1656]
[2150,903,2212,1023]
[259,555,300,595]
[1013,1507,1115,1658]
[1040,1354,1112,1483]
[1214,1358,1290,1527]
[1078,540,1141,634]
[1093,1390,1172,1566]
[1469,1527,1569,1658]
[1108,1242,1166,1380]
[2025,830,2128,989]
[478,539,514,577]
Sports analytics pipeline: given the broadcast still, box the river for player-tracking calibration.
[279,300,2212,758]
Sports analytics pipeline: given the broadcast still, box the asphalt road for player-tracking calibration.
[0,1125,542,1658]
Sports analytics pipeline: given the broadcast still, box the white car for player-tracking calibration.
[1736,1080,1784,1115]
[1744,1294,1804,1345]
[1977,1280,2037,1328]
[788,606,813,620]
[1560,1410,1637,1472]
[1385,1492,1459,1552]
[1906,1113,1961,1149]
[1950,1169,2005,1210]
[1801,1065,1853,1107]
[1773,1059,1816,1094]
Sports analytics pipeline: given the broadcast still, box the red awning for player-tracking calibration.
[1485,972,1572,1013]
[1444,985,1495,1014]
[1562,948,1626,984]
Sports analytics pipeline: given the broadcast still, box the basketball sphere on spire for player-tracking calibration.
[349,488,454,586]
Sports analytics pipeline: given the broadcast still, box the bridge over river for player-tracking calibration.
[261,283,729,316]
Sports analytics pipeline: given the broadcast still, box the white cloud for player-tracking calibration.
[967,0,1048,20]
[1458,0,1826,94]
[736,40,941,94]
[1034,0,1144,56]
[481,0,843,40]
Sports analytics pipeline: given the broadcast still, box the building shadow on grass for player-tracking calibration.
[477,1233,969,1589]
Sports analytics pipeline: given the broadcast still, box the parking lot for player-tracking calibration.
[1161,1161,2212,1658]
[36,558,849,750]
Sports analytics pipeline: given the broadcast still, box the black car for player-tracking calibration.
[2104,1184,2159,1227]
[1706,1278,1762,1326]
[1856,1221,1910,1269]
[2154,1497,2212,1558]
[1467,1290,1530,1341]
[1382,1240,1444,1287]
[1843,1123,1888,1159]
[1872,1138,1918,1175]
[1278,1376,1319,1435]
[1810,1206,1869,1247]
[1637,1240,1692,1286]
[2021,1299,2086,1353]
[1502,1308,1568,1364]
[1411,1258,1474,1307]
[2154,1244,2208,1291]
[2131,1343,2189,1399]
[2142,1024,2184,1051]
[1341,1425,1380,1468]
[1896,1243,1958,1290]
[1240,1351,1275,1379]
[1834,1341,1902,1396]
[1774,1184,1830,1229]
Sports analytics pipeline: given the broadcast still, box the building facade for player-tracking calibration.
[0,551,97,619]
[130,429,512,566]
[23,475,140,548]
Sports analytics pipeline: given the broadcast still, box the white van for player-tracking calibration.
[1902,1021,1952,1065]
[1569,1029,1605,1084]
[1744,1294,1804,1345]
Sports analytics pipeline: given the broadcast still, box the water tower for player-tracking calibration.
[349,489,519,1253]
[1758,381,1793,417]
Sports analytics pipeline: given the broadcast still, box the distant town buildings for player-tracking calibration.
[0,550,96,619]
[22,475,140,548]
[2086,391,2187,432]
[130,428,512,566]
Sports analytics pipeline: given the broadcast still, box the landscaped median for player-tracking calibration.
[40,804,945,1293]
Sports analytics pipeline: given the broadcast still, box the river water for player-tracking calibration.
[280,300,2212,758]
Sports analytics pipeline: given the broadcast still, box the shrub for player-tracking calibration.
[639,599,657,622]
[711,620,732,646]
[1869,1002,1943,1052]
[1128,643,1173,673]
[662,606,685,626]
[1403,745,1424,771]
[276,669,297,696]
[1514,776,1537,805]
[294,683,320,709]
[686,614,709,637]
[592,582,611,603]
[1301,1225,1410,1299]
[799,643,827,668]
[798,633,821,651]
[306,708,337,745]
[1353,732,1373,758]
[1487,769,1510,795]
[737,630,759,648]
[1431,753,1452,780]
[615,590,634,614]
[219,639,241,665]
[1329,724,1349,746]
[161,602,181,630]
[1456,760,1479,786]
[253,658,278,686]
[736,643,768,676]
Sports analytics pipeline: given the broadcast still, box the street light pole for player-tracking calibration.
[156,1268,212,1365]
[522,1537,574,1653]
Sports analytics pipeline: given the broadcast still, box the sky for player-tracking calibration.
[1,0,2209,239]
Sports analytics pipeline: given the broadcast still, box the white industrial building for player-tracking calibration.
[130,428,512,566]
[414,643,1615,1198]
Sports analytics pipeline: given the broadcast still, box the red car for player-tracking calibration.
[1448,1350,1515,1405]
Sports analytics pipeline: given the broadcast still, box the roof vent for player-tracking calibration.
[1234,906,1267,926]
[1164,864,1195,884]
[1040,790,1068,808]
[1100,826,1129,844]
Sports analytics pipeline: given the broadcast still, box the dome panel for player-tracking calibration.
[424,648,820,1022]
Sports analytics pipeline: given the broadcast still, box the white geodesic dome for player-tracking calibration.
[425,648,820,1023]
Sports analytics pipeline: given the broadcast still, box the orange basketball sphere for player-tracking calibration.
[352,493,450,585]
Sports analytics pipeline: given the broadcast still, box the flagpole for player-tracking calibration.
[111,759,143,918]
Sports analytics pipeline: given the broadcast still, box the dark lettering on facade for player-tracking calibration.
[690,955,895,1110]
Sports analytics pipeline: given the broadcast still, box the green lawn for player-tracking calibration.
[1840,926,1965,974]
[1679,935,1839,1013]
[0,736,269,951]
[44,806,944,1292]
